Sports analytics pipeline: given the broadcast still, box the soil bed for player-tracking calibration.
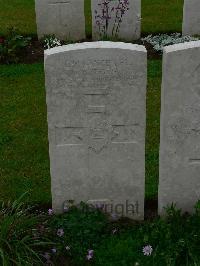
[2,37,161,65]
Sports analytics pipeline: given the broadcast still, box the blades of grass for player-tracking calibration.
[0,248,6,266]
[0,237,12,252]
[11,192,29,213]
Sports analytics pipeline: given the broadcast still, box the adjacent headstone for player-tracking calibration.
[92,0,141,41]
[45,42,147,220]
[182,0,200,36]
[159,41,200,215]
[35,0,85,40]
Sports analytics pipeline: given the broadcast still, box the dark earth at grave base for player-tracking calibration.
[35,197,158,221]
[2,37,161,65]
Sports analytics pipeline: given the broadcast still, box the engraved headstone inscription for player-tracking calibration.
[45,42,147,219]
[159,41,200,215]
[35,0,85,40]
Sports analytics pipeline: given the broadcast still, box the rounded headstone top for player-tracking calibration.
[44,41,146,60]
[163,40,200,54]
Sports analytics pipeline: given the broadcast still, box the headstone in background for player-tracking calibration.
[182,0,200,36]
[92,0,141,41]
[35,0,85,40]
[159,41,200,215]
[45,42,147,220]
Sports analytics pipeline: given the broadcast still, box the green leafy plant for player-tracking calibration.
[94,204,200,266]
[0,27,31,64]
[0,193,52,266]
[48,203,109,264]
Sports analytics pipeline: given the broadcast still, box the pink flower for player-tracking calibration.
[48,208,53,215]
[86,249,94,260]
[88,249,94,256]
[57,228,64,237]
[142,245,153,256]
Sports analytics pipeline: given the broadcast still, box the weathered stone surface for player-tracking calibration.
[159,41,200,215]
[45,42,147,219]
[35,0,85,40]
[92,0,141,41]
[182,0,200,36]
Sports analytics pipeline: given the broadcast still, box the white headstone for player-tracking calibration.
[182,0,200,36]
[45,42,147,220]
[159,41,200,215]
[35,0,85,40]
[92,0,141,41]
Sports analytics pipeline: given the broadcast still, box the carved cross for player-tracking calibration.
[55,88,139,152]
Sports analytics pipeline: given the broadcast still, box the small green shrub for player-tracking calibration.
[0,193,52,266]
[0,27,31,64]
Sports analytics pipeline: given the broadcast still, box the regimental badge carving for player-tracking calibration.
[55,123,139,153]
[87,124,119,153]
[55,85,139,153]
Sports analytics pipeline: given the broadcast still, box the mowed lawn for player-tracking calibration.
[0,0,184,36]
[0,61,161,203]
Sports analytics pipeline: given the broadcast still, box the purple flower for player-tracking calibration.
[142,245,153,256]
[88,249,94,256]
[86,249,94,260]
[48,208,53,215]
[57,228,64,237]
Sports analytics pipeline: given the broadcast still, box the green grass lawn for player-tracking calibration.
[0,0,184,36]
[0,60,161,203]
[0,64,50,203]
